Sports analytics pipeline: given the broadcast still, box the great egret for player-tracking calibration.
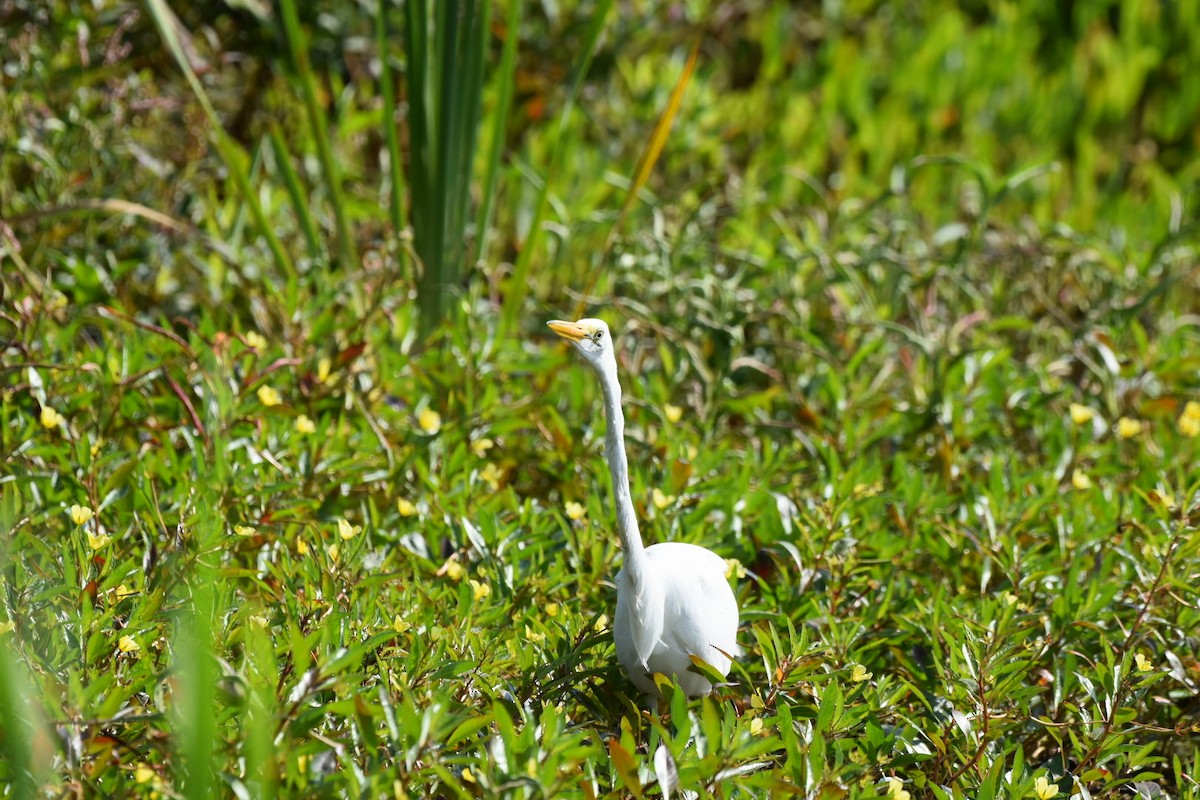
[549,318,739,700]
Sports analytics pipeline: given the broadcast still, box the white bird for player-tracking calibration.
[549,317,739,700]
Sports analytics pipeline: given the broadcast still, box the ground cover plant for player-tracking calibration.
[1,0,1199,797]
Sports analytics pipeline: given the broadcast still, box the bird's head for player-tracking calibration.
[548,318,615,374]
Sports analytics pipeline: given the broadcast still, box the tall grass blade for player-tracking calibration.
[268,124,323,261]
[0,640,38,799]
[406,0,490,336]
[175,571,217,799]
[474,0,521,267]
[143,0,298,309]
[277,0,360,281]
[504,0,612,332]
[376,0,407,238]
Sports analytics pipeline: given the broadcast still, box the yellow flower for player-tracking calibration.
[1116,417,1142,439]
[317,356,334,385]
[1033,775,1057,799]
[1178,401,1200,437]
[327,543,339,563]
[234,524,256,536]
[295,538,310,556]
[480,463,502,490]
[749,717,764,735]
[524,624,545,643]
[1002,592,1019,606]
[1068,404,1094,425]
[118,635,140,653]
[393,616,411,634]
[397,498,418,517]
[40,406,65,429]
[545,602,559,618]
[472,437,494,457]
[69,504,95,526]
[1071,469,1092,490]
[443,559,465,581]
[594,613,609,632]
[850,664,872,683]
[651,488,675,510]
[462,767,476,784]
[114,584,137,600]
[134,765,156,784]
[1134,652,1154,672]
[337,518,362,541]
[664,404,683,424]
[886,777,911,800]
[0,621,14,636]
[417,407,441,435]
[87,531,111,551]
[257,385,282,407]
[294,414,316,434]
[565,501,586,521]
[469,579,491,601]
[244,331,267,351]
[725,558,746,579]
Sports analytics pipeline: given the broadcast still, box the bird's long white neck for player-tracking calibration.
[598,360,647,581]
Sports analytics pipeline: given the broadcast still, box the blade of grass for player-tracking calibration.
[473,0,521,268]
[278,0,360,285]
[576,37,701,317]
[376,0,407,238]
[143,0,298,311]
[268,125,324,262]
[504,0,612,333]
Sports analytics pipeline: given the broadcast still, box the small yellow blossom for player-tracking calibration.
[480,463,502,490]
[134,765,156,784]
[651,488,675,510]
[444,559,465,581]
[545,602,559,618]
[1002,592,1019,606]
[327,543,339,563]
[594,613,609,632]
[472,437,495,457]
[524,624,545,643]
[565,501,586,521]
[294,414,316,434]
[118,635,140,653]
[69,504,94,526]
[40,406,65,429]
[886,777,911,800]
[1071,469,1092,490]
[337,518,362,541]
[1068,404,1095,425]
[417,407,441,435]
[1134,652,1154,672]
[0,621,14,636]
[1178,401,1200,437]
[317,356,333,384]
[87,531,111,551]
[725,558,746,580]
[1116,417,1142,439]
[244,331,268,351]
[1033,775,1057,799]
[393,616,411,634]
[113,585,137,600]
[664,404,683,424]
[296,538,310,556]
[749,717,764,735]
[257,385,282,407]
[397,498,418,517]
[462,767,476,784]
[469,579,491,601]
[850,664,872,683]
[234,524,256,536]
[90,439,103,457]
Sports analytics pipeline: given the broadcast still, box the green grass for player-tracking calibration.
[2,1,1199,797]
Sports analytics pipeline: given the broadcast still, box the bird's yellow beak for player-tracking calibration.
[548,320,588,343]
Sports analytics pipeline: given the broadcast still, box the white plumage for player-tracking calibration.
[549,318,740,700]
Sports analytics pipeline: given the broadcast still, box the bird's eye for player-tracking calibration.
[592,330,604,342]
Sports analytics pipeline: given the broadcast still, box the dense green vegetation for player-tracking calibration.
[2,0,1198,797]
